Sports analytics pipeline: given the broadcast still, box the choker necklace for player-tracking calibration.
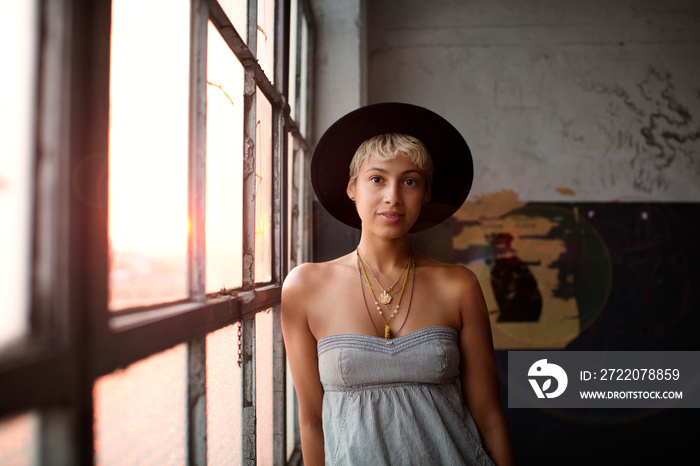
[357,248,411,304]
[357,249,415,344]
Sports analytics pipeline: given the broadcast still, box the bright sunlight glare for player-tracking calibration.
[107,0,190,310]
[0,0,37,346]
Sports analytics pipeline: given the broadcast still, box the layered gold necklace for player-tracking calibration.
[357,249,409,304]
[356,249,415,343]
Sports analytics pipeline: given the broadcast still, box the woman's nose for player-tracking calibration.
[384,182,401,204]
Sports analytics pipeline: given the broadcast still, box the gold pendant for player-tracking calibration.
[384,325,391,340]
[379,290,392,304]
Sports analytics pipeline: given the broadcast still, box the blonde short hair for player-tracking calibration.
[348,133,434,187]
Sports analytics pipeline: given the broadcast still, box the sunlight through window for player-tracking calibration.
[255,89,273,283]
[206,324,243,464]
[94,345,187,465]
[257,0,276,81]
[108,0,190,310]
[0,0,37,347]
[205,22,245,293]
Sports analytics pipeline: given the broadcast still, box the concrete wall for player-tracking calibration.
[309,1,700,464]
[310,0,366,137]
[368,0,700,203]
[309,0,365,260]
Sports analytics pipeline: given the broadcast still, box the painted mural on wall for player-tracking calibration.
[412,68,700,351]
[443,190,612,350]
[423,189,700,351]
[450,69,699,350]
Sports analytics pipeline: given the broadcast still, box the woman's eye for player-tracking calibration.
[369,176,382,183]
[404,178,417,186]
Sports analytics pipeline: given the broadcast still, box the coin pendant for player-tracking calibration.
[379,291,392,304]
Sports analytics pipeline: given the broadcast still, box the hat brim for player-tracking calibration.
[311,102,473,233]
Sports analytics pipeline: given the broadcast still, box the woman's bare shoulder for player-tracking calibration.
[283,254,354,296]
[416,254,478,286]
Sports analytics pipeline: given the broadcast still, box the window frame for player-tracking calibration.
[0,0,315,464]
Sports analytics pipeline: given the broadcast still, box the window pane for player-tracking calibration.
[0,0,37,348]
[206,22,245,293]
[255,89,273,283]
[218,0,247,42]
[257,0,276,81]
[256,310,273,466]
[287,134,302,272]
[0,412,38,466]
[288,0,310,137]
[94,345,187,465]
[299,12,310,136]
[206,324,242,465]
[108,0,190,310]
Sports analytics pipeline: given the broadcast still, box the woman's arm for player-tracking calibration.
[281,265,325,465]
[456,266,517,466]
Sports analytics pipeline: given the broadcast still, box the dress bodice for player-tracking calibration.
[318,326,461,390]
[316,326,495,466]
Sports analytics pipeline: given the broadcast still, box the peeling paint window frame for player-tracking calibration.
[0,0,315,464]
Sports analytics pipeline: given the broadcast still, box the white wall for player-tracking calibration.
[310,0,366,141]
[366,0,700,202]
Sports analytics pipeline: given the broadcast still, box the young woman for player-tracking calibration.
[281,103,516,465]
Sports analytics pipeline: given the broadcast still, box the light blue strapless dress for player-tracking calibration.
[317,326,495,465]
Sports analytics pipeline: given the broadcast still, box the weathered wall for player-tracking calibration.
[365,1,700,352]
[310,0,366,136]
[310,1,700,464]
[368,0,700,202]
[363,4,700,463]
[309,0,365,260]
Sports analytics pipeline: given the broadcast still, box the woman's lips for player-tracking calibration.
[378,211,404,224]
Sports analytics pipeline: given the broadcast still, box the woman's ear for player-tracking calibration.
[422,185,432,205]
[346,179,356,201]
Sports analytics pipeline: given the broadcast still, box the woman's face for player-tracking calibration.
[346,154,431,238]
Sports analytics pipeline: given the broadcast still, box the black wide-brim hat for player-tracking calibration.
[311,102,473,233]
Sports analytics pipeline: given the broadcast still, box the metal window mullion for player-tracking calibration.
[187,1,209,465]
[188,0,208,303]
[271,111,284,286]
[241,0,258,458]
[240,312,257,465]
[292,2,303,124]
[271,0,288,285]
[57,0,113,463]
[302,149,313,263]
[303,1,315,145]
[270,103,286,466]
[246,0,258,53]
[288,139,299,271]
[272,0,291,460]
[301,0,315,261]
[37,7,82,436]
[187,337,207,466]
[274,0,288,95]
[292,142,304,268]
[270,105,287,466]
[272,305,286,465]
[242,0,258,290]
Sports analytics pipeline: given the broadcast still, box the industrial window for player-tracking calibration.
[0,0,314,464]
